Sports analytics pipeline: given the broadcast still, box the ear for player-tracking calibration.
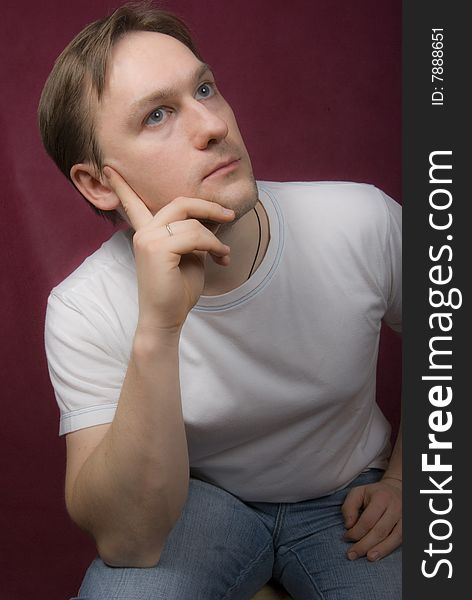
[70,163,120,212]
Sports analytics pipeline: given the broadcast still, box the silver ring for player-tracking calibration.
[165,223,173,237]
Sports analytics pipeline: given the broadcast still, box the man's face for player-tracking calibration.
[94,31,258,220]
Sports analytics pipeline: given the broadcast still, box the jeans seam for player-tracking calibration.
[272,503,287,546]
[283,546,326,600]
[221,541,273,600]
[284,517,345,554]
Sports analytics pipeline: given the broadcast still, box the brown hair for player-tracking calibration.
[38,1,202,224]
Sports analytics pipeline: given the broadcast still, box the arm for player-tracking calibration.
[382,418,402,484]
[65,329,186,568]
[341,420,402,561]
[65,167,234,567]
[342,331,402,562]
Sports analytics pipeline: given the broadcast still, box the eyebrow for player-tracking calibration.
[127,62,214,123]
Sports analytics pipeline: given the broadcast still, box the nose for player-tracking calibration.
[187,100,229,149]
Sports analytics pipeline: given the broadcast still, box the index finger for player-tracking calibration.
[103,166,153,230]
[344,500,387,542]
[341,485,365,529]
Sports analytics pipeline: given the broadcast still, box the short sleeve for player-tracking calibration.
[45,291,126,435]
[377,189,402,332]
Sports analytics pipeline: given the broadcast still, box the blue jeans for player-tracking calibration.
[73,469,401,599]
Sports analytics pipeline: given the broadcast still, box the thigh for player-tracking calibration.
[272,470,402,600]
[73,478,274,600]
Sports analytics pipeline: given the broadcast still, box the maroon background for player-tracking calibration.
[0,1,401,598]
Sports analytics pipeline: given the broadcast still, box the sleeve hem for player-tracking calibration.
[59,403,118,436]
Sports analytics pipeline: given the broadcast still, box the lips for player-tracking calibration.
[204,157,240,179]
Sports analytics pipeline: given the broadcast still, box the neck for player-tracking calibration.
[202,200,269,296]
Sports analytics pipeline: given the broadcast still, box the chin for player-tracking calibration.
[206,176,259,221]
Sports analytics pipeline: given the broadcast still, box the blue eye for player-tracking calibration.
[196,82,215,99]
[145,108,168,127]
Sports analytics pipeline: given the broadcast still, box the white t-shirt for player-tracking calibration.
[45,181,402,502]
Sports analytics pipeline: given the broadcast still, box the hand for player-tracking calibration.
[341,476,402,562]
[103,166,235,334]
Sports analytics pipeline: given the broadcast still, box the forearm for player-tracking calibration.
[383,418,402,482]
[68,327,189,567]
[63,186,234,566]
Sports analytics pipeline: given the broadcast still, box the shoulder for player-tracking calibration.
[257,179,397,209]
[257,180,401,239]
[46,228,137,344]
[49,229,135,310]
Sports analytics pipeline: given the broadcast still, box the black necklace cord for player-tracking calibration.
[247,206,262,280]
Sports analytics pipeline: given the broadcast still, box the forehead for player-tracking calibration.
[104,31,201,103]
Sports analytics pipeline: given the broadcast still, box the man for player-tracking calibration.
[39,3,402,599]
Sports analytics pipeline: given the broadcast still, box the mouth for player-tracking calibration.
[203,157,240,180]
